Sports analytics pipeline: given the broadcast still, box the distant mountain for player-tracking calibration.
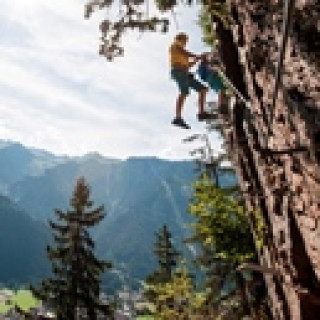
[9,155,121,221]
[8,155,197,289]
[94,157,197,287]
[0,141,68,194]
[0,139,235,291]
[0,195,50,285]
[9,156,195,223]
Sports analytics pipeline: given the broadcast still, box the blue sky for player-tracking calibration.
[0,0,222,159]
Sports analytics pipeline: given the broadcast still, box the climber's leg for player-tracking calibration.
[198,87,208,114]
[170,68,191,129]
[218,90,228,107]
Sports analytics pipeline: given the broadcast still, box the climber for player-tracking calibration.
[199,52,251,108]
[197,52,228,109]
[169,32,215,129]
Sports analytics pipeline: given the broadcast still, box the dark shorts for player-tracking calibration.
[171,67,207,95]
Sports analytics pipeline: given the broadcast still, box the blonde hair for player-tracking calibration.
[175,32,188,42]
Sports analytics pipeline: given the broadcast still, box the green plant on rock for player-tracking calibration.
[198,1,230,47]
[249,208,268,253]
[198,6,218,48]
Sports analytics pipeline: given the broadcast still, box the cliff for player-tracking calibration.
[213,0,320,319]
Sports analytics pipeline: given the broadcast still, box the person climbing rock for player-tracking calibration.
[169,32,214,129]
[197,52,228,110]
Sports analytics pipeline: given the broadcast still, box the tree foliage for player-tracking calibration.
[152,224,180,282]
[186,172,256,317]
[31,177,112,320]
[152,261,195,319]
[144,225,180,303]
[84,0,170,60]
[197,2,229,48]
[84,0,230,60]
[188,174,255,262]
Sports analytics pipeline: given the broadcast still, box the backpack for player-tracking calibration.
[197,61,209,81]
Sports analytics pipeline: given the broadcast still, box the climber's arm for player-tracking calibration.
[175,45,199,59]
[188,57,200,68]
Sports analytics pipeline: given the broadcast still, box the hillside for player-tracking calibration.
[0,195,50,285]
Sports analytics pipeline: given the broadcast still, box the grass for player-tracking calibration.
[0,289,40,314]
[0,303,11,314]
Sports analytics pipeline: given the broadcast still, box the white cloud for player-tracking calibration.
[0,0,222,159]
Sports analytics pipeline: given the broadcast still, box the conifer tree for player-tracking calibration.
[32,177,112,320]
[153,224,180,282]
[144,224,179,305]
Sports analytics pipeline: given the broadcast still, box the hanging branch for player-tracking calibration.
[84,0,231,60]
[85,0,170,60]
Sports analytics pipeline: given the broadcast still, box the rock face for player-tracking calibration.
[214,0,320,319]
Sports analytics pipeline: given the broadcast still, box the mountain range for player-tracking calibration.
[0,195,50,286]
[0,140,200,291]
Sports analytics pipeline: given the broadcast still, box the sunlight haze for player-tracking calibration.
[0,0,222,159]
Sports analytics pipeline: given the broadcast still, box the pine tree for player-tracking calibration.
[144,224,179,306]
[154,224,180,282]
[32,177,112,320]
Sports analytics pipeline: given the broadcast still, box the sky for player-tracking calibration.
[0,0,222,159]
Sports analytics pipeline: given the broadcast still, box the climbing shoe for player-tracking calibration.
[171,117,191,129]
[197,112,218,121]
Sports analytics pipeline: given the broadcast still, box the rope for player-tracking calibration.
[268,0,296,136]
[215,66,251,107]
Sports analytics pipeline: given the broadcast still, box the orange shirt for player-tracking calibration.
[169,40,189,69]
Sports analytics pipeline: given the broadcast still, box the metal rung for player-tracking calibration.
[261,146,308,155]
